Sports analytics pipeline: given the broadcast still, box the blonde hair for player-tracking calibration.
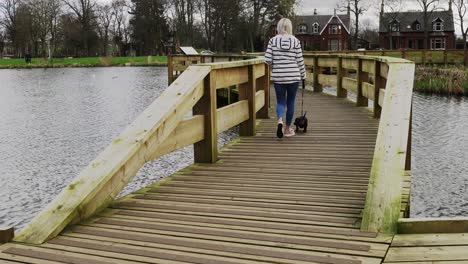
[277,18,293,35]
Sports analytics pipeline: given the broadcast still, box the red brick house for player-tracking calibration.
[379,10,455,50]
[293,11,351,51]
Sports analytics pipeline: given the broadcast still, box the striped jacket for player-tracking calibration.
[265,35,306,84]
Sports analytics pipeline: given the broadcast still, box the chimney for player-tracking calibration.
[314,8,317,15]
[347,2,351,16]
[449,0,452,12]
[381,0,385,16]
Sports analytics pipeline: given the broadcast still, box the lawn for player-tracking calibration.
[0,56,167,68]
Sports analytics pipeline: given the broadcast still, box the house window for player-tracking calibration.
[312,23,319,33]
[298,25,307,34]
[433,22,443,31]
[329,25,339,34]
[431,38,446,49]
[412,21,421,31]
[328,39,340,51]
[390,22,399,32]
[416,24,421,30]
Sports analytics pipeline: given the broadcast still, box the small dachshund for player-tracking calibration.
[294,111,308,133]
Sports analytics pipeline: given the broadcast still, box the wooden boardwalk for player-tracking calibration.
[0,91,396,263]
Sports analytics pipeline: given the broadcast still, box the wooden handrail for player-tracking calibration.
[14,56,269,244]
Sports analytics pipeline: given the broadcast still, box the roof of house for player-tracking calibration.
[294,14,351,35]
[379,10,454,33]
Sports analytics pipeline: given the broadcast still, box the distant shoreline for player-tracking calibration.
[414,66,468,96]
[0,56,168,69]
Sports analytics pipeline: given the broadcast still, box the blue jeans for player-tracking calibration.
[274,82,299,126]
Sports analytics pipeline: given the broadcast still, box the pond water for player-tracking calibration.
[0,67,237,230]
[0,67,467,231]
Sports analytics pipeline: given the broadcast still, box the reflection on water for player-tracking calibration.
[0,67,237,230]
[412,94,468,217]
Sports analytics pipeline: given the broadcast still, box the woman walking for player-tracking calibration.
[265,18,306,138]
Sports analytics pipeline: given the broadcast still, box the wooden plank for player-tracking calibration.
[318,57,338,68]
[378,89,385,107]
[0,227,14,243]
[343,77,358,93]
[362,60,375,75]
[343,58,359,70]
[362,83,375,101]
[194,70,218,163]
[217,101,249,133]
[361,62,415,233]
[255,90,265,113]
[398,218,468,234]
[14,65,212,245]
[392,233,468,247]
[148,115,204,160]
[318,74,337,87]
[253,63,265,79]
[0,252,64,264]
[3,244,139,264]
[380,63,389,79]
[69,226,379,264]
[214,67,248,88]
[385,245,468,262]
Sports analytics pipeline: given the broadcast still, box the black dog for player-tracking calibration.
[294,111,308,133]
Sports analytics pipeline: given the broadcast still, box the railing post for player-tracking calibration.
[356,59,368,107]
[337,57,347,98]
[239,65,256,136]
[168,55,173,85]
[313,57,323,92]
[374,62,384,118]
[257,64,270,119]
[193,70,218,163]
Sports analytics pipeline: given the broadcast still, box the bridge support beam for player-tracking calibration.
[313,57,323,93]
[257,64,270,119]
[239,65,257,136]
[194,71,218,163]
[356,59,369,107]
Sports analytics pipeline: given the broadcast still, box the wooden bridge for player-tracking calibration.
[1,54,468,263]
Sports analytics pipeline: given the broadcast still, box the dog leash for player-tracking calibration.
[301,79,305,115]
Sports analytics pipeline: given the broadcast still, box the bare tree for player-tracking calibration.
[338,0,369,50]
[110,0,128,56]
[453,0,468,49]
[62,0,98,55]
[0,0,20,54]
[96,3,113,55]
[414,0,440,49]
[170,0,195,46]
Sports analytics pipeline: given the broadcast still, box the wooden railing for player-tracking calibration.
[14,56,270,244]
[168,53,415,234]
[303,54,415,234]
[305,49,468,66]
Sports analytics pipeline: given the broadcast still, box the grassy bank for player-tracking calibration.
[414,66,468,96]
[0,56,167,68]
